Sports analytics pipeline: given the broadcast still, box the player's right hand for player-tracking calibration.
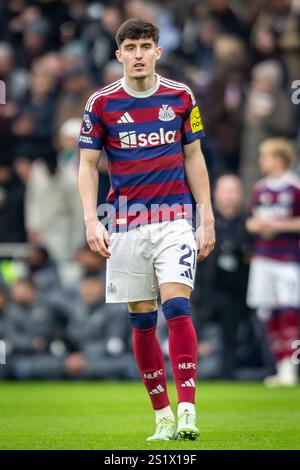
[85,218,111,259]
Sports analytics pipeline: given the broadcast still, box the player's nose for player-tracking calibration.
[135,47,142,59]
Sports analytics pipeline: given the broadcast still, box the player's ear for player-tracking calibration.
[155,46,162,61]
[115,49,122,63]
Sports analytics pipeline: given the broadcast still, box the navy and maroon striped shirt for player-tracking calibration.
[249,172,300,263]
[79,74,204,232]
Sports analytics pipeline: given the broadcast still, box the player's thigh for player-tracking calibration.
[128,299,158,313]
[160,282,192,304]
[106,227,157,303]
[154,219,197,293]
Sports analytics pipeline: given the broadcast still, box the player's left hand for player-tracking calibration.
[196,220,215,262]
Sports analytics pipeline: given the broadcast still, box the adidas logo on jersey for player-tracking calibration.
[180,268,193,280]
[117,112,134,123]
[149,384,165,395]
[181,378,195,388]
[119,128,176,148]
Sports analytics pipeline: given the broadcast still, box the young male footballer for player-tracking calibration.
[246,138,300,387]
[78,18,215,441]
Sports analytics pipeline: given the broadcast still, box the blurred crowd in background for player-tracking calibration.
[0,0,299,381]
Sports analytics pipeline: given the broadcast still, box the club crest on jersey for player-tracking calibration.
[158,104,176,121]
[81,113,93,134]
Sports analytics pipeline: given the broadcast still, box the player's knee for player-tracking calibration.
[129,310,158,330]
[160,283,191,304]
[128,300,157,314]
[162,296,192,320]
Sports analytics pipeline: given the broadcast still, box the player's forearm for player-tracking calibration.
[184,151,214,224]
[78,156,100,223]
[271,217,300,233]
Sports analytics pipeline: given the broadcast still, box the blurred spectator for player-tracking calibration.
[65,276,135,379]
[102,59,123,86]
[252,0,300,82]
[54,66,94,139]
[199,34,249,173]
[174,16,221,82]
[192,174,253,377]
[0,42,28,102]
[13,154,34,185]
[251,24,289,86]
[25,245,62,301]
[81,5,123,82]
[32,52,65,82]
[0,42,24,159]
[200,0,249,40]
[57,117,81,182]
[12,71,58,159]
[240,60,295,202]
[19,11,51,68]
[25,151,85,262]
[124,0,181,55]
[75,245,106,280]
[0,158,26,243]
[4,277,66,379]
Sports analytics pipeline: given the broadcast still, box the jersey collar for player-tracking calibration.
[121,74,160,98]
[265,171,295,190]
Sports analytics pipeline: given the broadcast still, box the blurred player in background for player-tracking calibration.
[246,138,300,387]
[78,18,215,440]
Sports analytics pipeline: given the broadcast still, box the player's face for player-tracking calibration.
[258,151,280,175]
[116,38,162,80]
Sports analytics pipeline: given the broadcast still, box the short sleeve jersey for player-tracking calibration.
[79,74,205,232]
[248,172,300,262]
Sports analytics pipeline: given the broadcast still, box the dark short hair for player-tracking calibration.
[115,18,159,48]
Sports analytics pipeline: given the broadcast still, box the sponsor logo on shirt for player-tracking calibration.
[190,106,203,133]
[119,128,176,148]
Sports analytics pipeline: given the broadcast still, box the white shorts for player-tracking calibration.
[247,257,300,309]
[106,219,197,303]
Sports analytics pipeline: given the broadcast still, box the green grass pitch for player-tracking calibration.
[0,381,299,450]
